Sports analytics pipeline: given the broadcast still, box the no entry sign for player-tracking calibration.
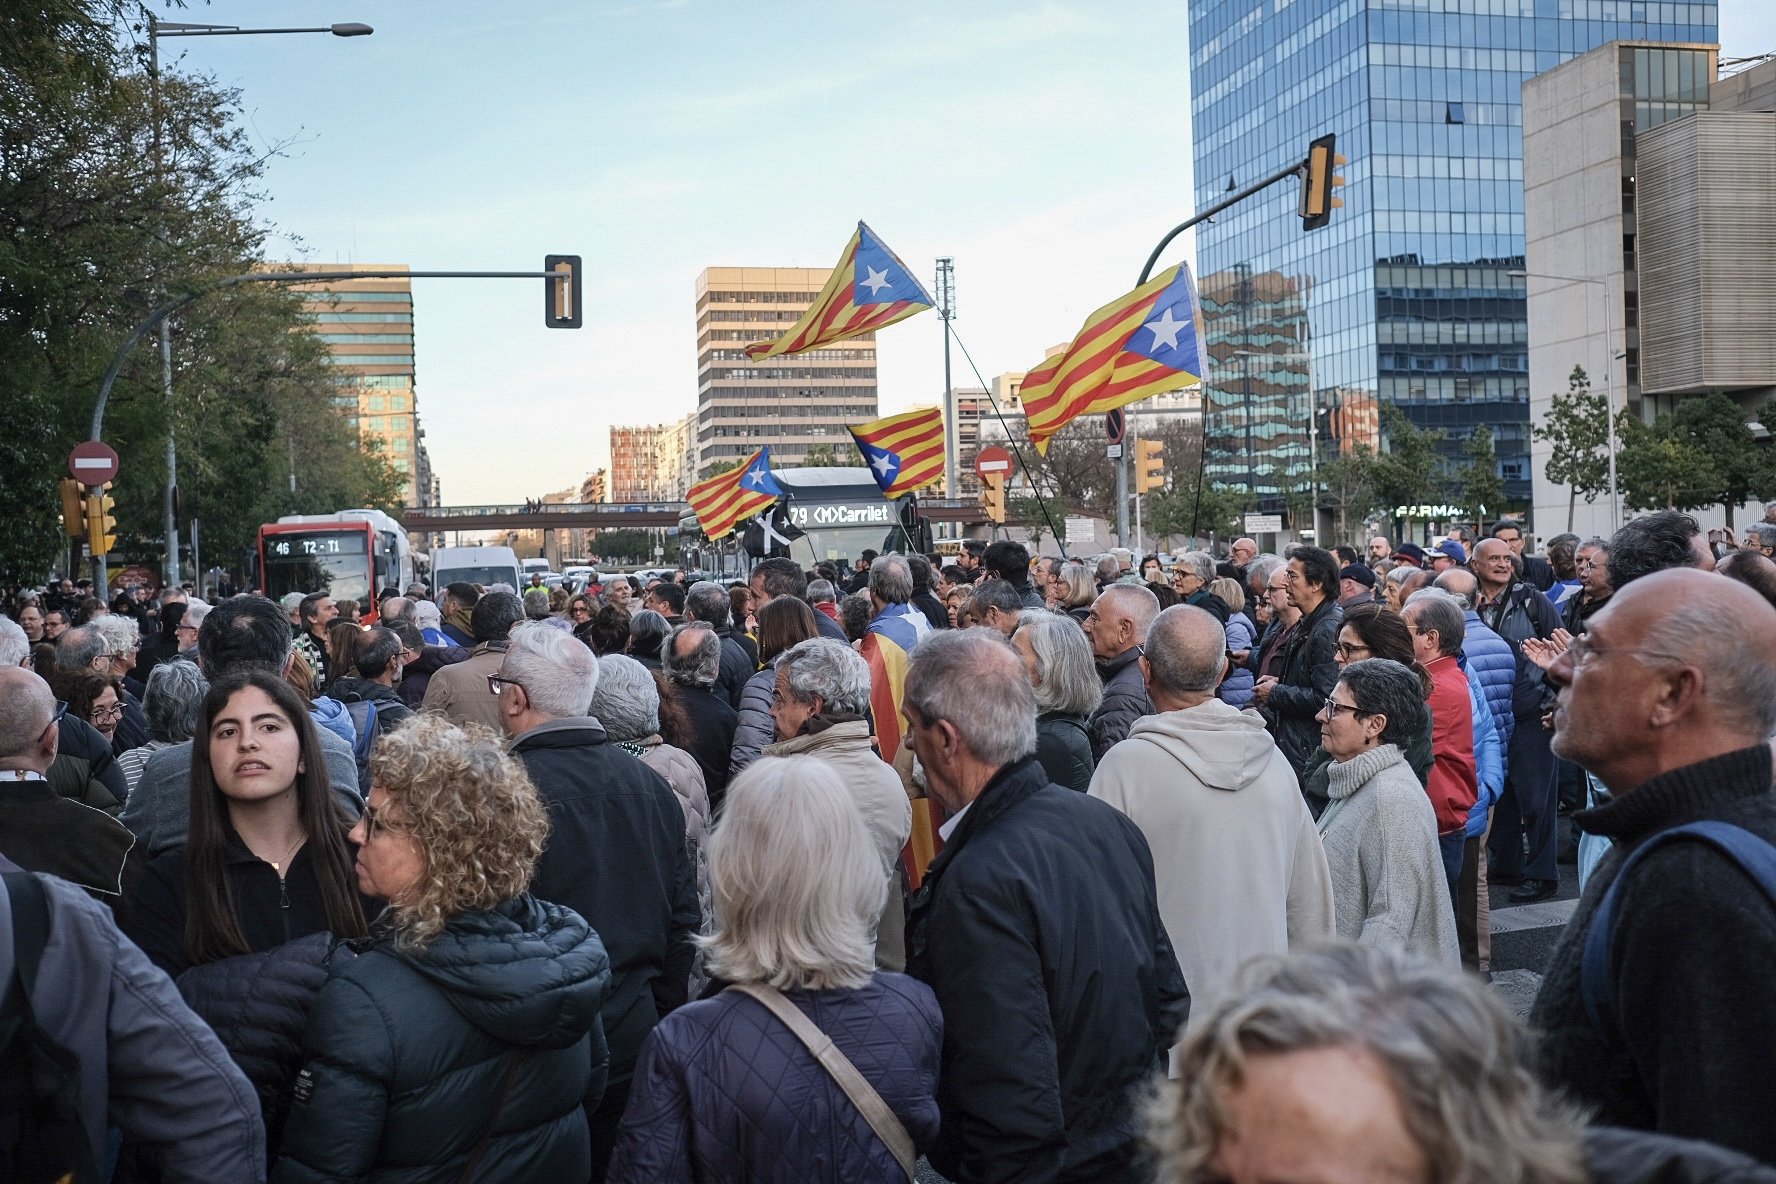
[68,440,120,486]
[974,446,1014,480]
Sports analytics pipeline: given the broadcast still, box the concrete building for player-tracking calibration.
[695,267,879,475]
[1525,45,1775,536]
[608,412,696,503]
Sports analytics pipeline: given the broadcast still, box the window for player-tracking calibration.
[1445,101,1465,124]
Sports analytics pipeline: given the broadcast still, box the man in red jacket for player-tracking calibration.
[1403,590,1479,907]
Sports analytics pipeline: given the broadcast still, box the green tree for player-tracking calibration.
[798,441,862,467]
[1456,425,1504,536]
[1372,405,1448,538]
[1616,392,1762,524]
[1616,412,1718,514]
[1315,442,1382,549]
[1531,365,1611,531]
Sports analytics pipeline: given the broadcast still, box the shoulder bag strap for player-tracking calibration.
[3,872,50,999]
[455,1048,531,1184]
[728,982,916,1181]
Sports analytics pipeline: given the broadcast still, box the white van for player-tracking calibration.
[431,545,523,595]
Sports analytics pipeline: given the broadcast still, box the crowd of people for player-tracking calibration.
[4,505,1776,1183]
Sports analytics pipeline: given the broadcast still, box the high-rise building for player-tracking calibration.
[608,412,696,503]
[293,264,435,508]
[1186,1,1717,528]
[695,267,879,475]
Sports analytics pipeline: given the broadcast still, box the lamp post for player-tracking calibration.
[145,15,372,588]
[1510,269,1619,532]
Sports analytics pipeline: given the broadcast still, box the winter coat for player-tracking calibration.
[764,720,913,971]
[624,736,713,993]
[906,755,1191,1184]
[1530,745,1776,1163]
[1563,590,1611,636]
[713,626,757,709]
[1422,655,1479,837]
[307,697,355,749]
[1184,588,1230,626]
[509,719,699,1104]
[0,774,137,904]
[727,665,777,779]
[1267,597,1343,783]
[1582,1126,1776,1183]
[1316,744,1459,965]
[1217,613,1256,708]
[1034,712,1094,791]
[1087,647,1153,764]
[674,683,739,808]
[272,896,612,1183]
[606,975,943,1184]
[419,641,509,733]
[1477,580,1561,720]
[1461,610,1518,749]
[911,589,950,632]
[396,643,469,710]
[1089,700,1334,1029]
[48,711,127,815]
[325,676,415,734]
[112,685,151,756]
[1467,670,1504,839]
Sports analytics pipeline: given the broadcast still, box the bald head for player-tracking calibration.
[0,668,57,769]
[1432,567,1479,609]
[1084,583,1161,659]
[1143,605,1230,703]
[1231,538,1258,564]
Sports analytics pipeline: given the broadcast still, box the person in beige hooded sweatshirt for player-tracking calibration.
[1089,604,1335,1049]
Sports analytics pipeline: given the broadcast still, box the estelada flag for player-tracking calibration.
[849,407,945,499]
[1020,262,1209,453]
[686,446,782,541]
[744,222,933,360]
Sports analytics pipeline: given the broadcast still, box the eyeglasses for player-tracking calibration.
[361,798,409,841]
[37,702,67,745]
[1335,642,1373,661]
[89,703,125,722]
[1316,698,1372,721]
[1564,634,1688,671]
[487,673,523,697]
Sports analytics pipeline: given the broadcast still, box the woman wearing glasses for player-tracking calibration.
[275,713,611,1182]
[1313,658,1459,965]
[55,668,127,750]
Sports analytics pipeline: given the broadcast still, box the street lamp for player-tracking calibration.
[145,14,373,587]
[1510,269,1620,532]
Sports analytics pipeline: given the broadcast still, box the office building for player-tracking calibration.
[1525,44,1774,535]
[294,264,436,509]
[695,267,880,474]
[608,412,696,503]
[1186,0,1716,530]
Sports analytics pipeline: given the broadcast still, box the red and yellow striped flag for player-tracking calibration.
[744,222,933,360]
[685,447,782,541]
[848,407,945,499]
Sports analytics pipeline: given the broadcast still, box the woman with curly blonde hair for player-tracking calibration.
[275,714,613,1182]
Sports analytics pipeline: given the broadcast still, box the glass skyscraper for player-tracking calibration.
[1187,0,1717,521]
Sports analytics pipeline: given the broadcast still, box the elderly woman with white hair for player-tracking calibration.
[762,637,913,970]
[1011,610,1102,790]
[116,659,208,795]
[607,756,942,1182]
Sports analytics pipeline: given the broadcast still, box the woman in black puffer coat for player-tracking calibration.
[1012,611,1101,791]
[274,714,610,1184]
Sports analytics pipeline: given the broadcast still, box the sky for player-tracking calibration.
[145,1,1774,506]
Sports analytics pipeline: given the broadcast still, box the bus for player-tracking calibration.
[678,467,925,578]
[257,509,414,622]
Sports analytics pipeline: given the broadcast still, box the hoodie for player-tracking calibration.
[306,697,355,749]
[1088,699,1335,1028]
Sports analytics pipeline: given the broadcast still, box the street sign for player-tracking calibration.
[974,446,1013,479]
[68,440,119,486]
[1243,513,1284,534]
[1106,444,1123,459]
[1105,410,1126,444]
[1065,515,1096,544]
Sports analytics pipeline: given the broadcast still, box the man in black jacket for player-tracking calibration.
[903,630,1189,1184]
[498,621,698,1182]
[323,626,415,736]
[662,622,739,808]
[684,580,753,708]
[1083,583,1160,763]
[748,556,847,642]
[984,539,1045,610]
[1531,570,1776,1163]
[1253,545,1343,788]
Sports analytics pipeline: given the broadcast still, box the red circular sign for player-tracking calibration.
[68,440,120,486]
[974,446,1014,479]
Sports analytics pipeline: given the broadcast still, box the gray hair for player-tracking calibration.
[868,554,912,605]
[1178,551,1216,584]
[1060,562,1097,609]
[904,628,1037,767]
[1015,611,1102,716]
[629,609,671,662]
[1245,554,1283,594]
[0,618,27,668]
[501,620,598,718]
[1404,589,1467,658]
[1432,566,1481,609]
[522,587,552,620]
[280,592,304,614]
[0,670,55,758]
[1096,555,1121,581]
[806,578,837,605]
[684,581,731,629]
[182,599,211,630]
[1144,604,1228,697]
[776,638,871,716]
[55,625,106,671]
[1579,536,1611,554]
[1339,658,1431,747]
[379,596,413,623]
[700,755,886,991]
[1746,523,1776,549]
[969,579,1023,620]
[664,622,721,689]
[1149,943,1588,1184]
[410,599,441,631]
[1636,582,1776,736]
[1096,583,1162,644]
[143,659,208,743]
[591,654,659,742]
[91,613,138,658]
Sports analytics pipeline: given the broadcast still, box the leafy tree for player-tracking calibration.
[1616,412,1718,515]
[1616,392,1760,525]
[698,458,742,481]
[1372,405,1448,538]
[1315,442,1382,549]
[1531,365,1611,531]
[798,441,862,467]
[1456,425,1504,536]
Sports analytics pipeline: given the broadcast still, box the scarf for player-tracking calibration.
[445,604,474,640]
[1318,743,1406,834]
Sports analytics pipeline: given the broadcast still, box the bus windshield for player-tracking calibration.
[262,529,372,610]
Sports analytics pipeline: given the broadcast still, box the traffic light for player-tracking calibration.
[544,254,582,329]
[59,479,85,539]
[84,484,116,556]
[1135,438,1167,493]
[1299,133,1346,231]
[980,473,1006,524]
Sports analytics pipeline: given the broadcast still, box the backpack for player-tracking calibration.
[0,872,102,1184]
[1581,820,1776,1033]
[343,699,381,797]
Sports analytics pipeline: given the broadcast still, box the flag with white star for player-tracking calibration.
[686,446,784,540]
[1020,262,1209,453]
[848,407,945,499]
[743,222,934,361]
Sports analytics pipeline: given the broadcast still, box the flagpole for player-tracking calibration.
[937,259,958,506]
[945,329,1070,561]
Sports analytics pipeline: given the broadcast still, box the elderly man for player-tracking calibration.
[420,590,524,732]
[903,630,1189,1184]
[1230,537,1259,572]
[1564,536,1613,634]
[858,553,929,763]
[498,620,697,1178]
[683,580,753,708]
[1400,592,1480,893]
[1490,517,1555,591]
[968,578,1025,638]
[663,622,738,805]
[763,637,913,968]
[1089,605,1332,1028]
[1082,583,1161,762]
[1532,569,1776,1162]
[292,591,338,689]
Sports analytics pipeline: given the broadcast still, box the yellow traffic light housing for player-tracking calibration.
[1135,439,1167,493]
[980,473,1006,524]
[1300,133,1347,231]
[59,479,86,539]
[84,484,117,556]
